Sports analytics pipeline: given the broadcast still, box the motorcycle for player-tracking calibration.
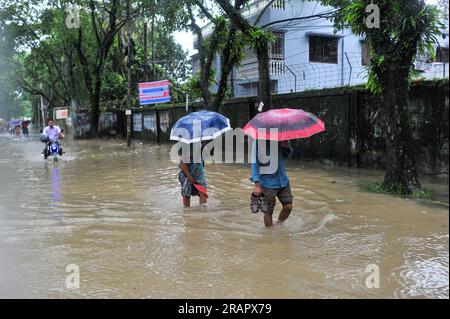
[47,140,63,162]
[41,134,64,162]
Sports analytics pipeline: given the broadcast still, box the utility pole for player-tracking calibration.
[40,83,46,128]
[151,14,156,81]
[126,0,132,147]
[143,21,148,80]
[35,97,40,129]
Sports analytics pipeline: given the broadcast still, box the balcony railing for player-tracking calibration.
[271,0,286,10]
[194,1,285,45]
[243,0,286,17]
[270,59,285,74]
[236,56,285,80]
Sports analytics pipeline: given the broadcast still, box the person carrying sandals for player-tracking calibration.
[243,108,326,227]
[250,140,294,227]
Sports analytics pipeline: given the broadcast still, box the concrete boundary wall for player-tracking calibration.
[130,80,449,177]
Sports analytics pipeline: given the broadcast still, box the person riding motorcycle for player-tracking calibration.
[41,119,64,159]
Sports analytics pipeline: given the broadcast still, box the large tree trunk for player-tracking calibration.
[75,0,123,137]
[214,0,273,110]
[200,21,226,107]
[256,43,272,110]
[143,22,148,80]
[381,66,422,194]
[208,27,240,111]
[90,78,102,136]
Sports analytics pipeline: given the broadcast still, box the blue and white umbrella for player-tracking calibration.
[170,110,232,144]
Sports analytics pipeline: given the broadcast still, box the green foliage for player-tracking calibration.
[366,54,384,95]
[1,0,192,122]
[320,0,444,96]
[247,27,275,51]
[0,1,30,119]
[186,74,203,100]
[14,93,32,117]
[102,73,126,104]
[361,181,434,199]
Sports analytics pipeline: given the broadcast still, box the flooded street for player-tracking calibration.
[0,132,448,299]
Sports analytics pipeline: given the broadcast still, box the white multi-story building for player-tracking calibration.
[191,0,449,97]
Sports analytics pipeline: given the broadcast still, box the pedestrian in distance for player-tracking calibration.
[178,142,208,208]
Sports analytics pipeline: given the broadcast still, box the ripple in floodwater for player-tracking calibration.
[0,135,448,298]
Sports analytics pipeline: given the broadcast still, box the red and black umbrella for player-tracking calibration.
[243,108,325,141]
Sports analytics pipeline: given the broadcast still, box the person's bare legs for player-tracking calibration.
[183,196,191,208]
[277,204,293,224]
[199,193,207,211]
[264,214,273,227]
[199,193,207,205]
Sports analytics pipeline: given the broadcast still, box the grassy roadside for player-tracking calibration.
[360,182,434,200]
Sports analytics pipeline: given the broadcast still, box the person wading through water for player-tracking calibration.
[250,140,294,227]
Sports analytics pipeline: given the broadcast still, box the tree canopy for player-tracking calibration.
[320,0,444,195]
[0,0,191,132]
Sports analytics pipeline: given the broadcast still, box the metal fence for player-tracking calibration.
[231,51,449,97]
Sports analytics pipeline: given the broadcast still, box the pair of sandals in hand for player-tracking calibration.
[250,192,268,214]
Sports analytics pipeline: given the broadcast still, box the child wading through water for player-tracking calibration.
[178,142,208,208]
[250,140,294,227]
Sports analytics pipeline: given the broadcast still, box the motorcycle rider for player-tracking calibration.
[42,119,64,159]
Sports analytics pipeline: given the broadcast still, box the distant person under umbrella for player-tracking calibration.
[14,125,21,137]
[170,110,231,208]
[9,120,22,136]
[178,142,208,208]
[22,121,29,137]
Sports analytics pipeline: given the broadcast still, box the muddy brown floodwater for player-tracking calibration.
[0,132,448,298]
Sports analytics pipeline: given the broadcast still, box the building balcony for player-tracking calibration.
[193,0,286,47]
[243,0,286,18]
[235,56,285,81]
